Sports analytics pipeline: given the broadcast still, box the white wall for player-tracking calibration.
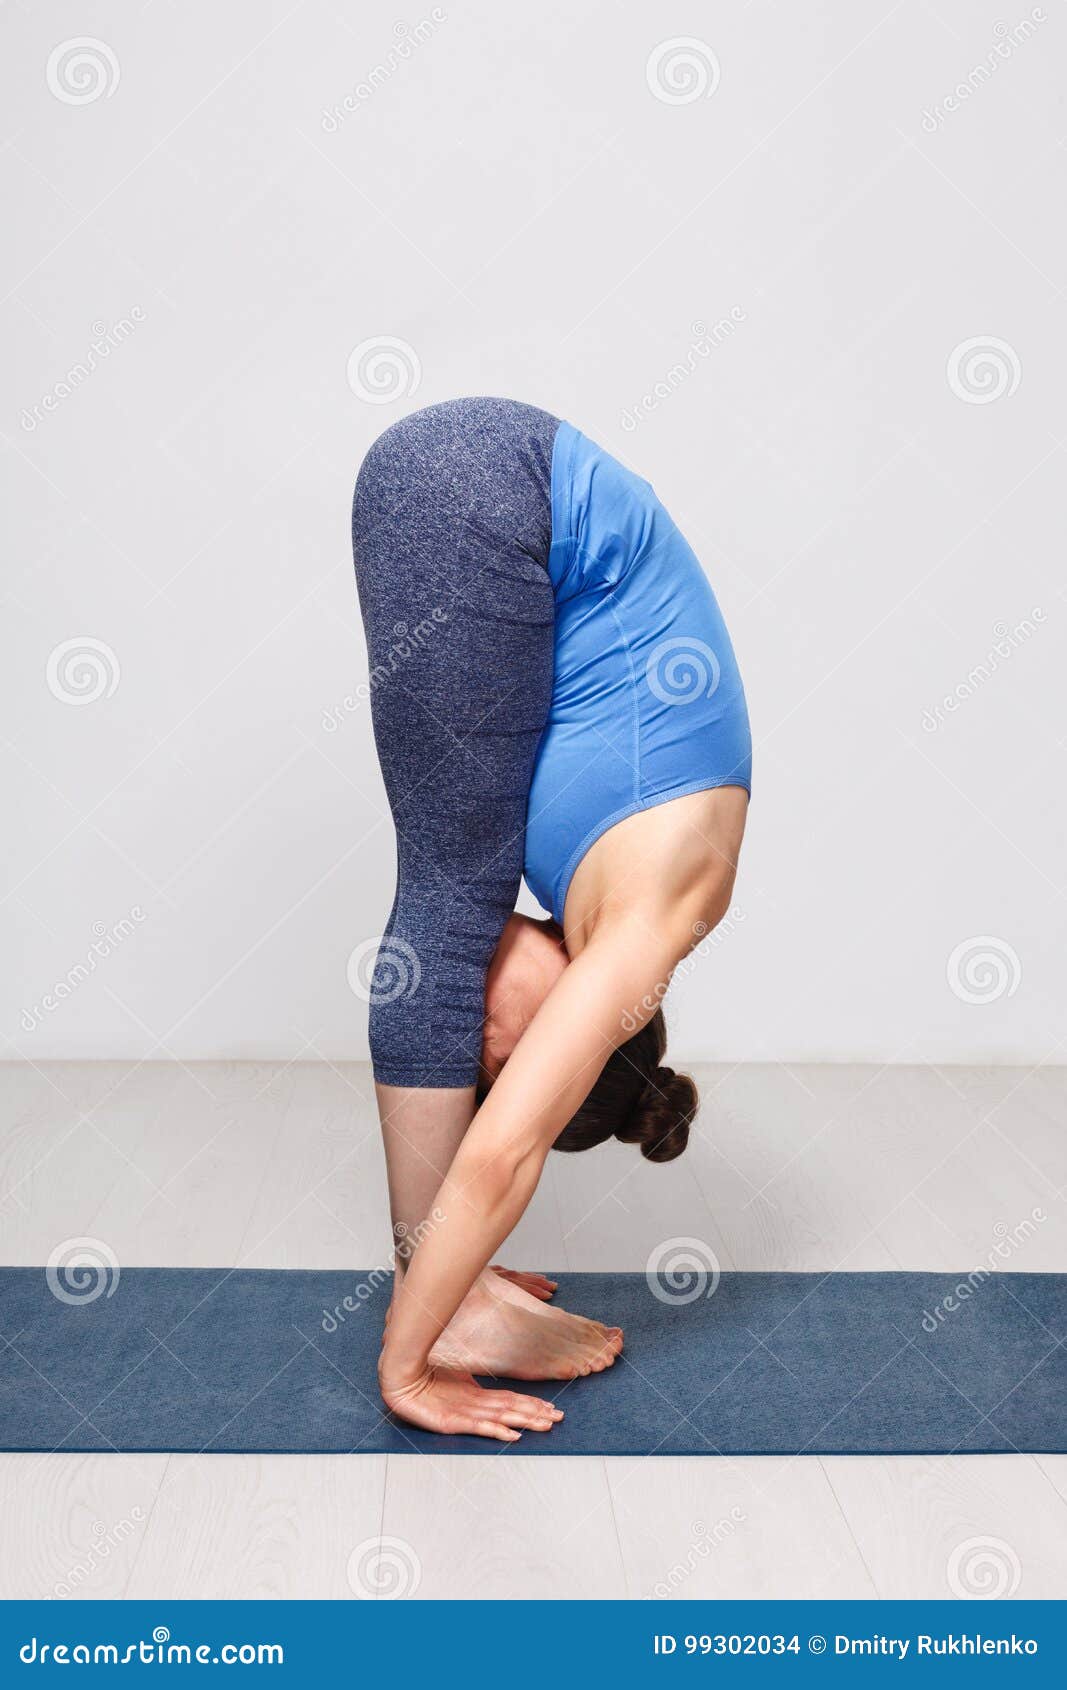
[5,1,1064,1064]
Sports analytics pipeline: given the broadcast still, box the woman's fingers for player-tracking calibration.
[491,1265,558,1300]
[521,1273,558,1295]
[475,1422,522,1442]
[497,1403,554,1429]
[485,1390,562,1430]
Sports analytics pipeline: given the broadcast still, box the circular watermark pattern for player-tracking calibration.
[45,1238,120,1305]
[346,1536,422,1599]
[646,1237,721,1304]
[46,637,120,705]
[346,936,422,1004]
[47,38,120,105]
[346,336,421,404]
[947,337,1021,404]
[646,636,721,706]
[646,38,720,105]
[946,936,1021,1005]
[947,1535,1021,1599]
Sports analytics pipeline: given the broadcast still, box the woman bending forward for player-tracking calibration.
[352,398,750,1440]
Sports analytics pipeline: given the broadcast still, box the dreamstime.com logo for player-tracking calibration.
[646,38,721,105]
[920,1209,1046,1333]
[46,38,120,104]
[646,636,721,706]
[346,336,421,403]
[652,1511,747,1597]
[620,310,747,431]
[46,1238,120,1305]
[321,11,448,130]
[621,907,745,1035]
[920,11,1046,132]
[947,1536,1022,1599]
[347,935,422,1004]
[54,1512,147,1598]
[920,610,1046,733]
[320,1210,445,1332]
[21,907,146,1032]
[46,637,121,705]
[947,336,1021,404]
[19,1627,283,1666]
[646,1237,721,1305]
[946,936,1021,1005]
[322,610,448,730]
[20,310,146,432]
[347,1536,422,1598]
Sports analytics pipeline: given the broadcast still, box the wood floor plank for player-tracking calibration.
[86,1063,294,1267]
[381,1453,625,1599]
[607,1455,876,1599]
[0,1452,166,1599]
[785,1064,1065,1268]
[125,1454,387,1599]
[499,1149,570,1271]
[822,1454,1067,1599]
[553,1127,733,1274]
[238,1061,565,1273]
[237,1062,390,1270]
[982,1067,1067,1204]
[686,1064,898,1270]
[0,1062,156,1264]
[872,1121,1066,1273]
[1034,1456,1067,1507]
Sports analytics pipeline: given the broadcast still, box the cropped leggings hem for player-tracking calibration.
[371,1063,482,1090]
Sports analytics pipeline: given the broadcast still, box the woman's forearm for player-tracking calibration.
[380,920,680,1383]
[378,1136,547,1383]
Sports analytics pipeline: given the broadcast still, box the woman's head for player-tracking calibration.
[552,1010,696,1163]
[480,916,696,1162]
[481,914,569,1085]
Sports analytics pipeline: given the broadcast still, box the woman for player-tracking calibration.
[352,397,750,1440]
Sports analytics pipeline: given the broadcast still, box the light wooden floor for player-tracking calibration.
[1,1061,1064,1601]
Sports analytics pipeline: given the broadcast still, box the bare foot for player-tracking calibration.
[380,1361,563,1442]
[486,1268,621,1345]
[491,1265,557,1301]
[382,1264,556,1343]
[429,1272,623,1381]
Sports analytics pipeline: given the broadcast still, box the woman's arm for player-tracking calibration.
[380,913,681,1395]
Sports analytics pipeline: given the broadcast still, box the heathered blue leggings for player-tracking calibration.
[352,398,559,1088]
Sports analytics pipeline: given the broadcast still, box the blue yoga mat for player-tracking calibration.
[1,1268,1063,1455]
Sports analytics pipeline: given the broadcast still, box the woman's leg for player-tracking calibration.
[351,404,614,1379]
[353,402,556,1243]
[378,1084,556,1304]
[375,1081,474,1261]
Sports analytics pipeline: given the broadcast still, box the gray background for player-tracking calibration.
[4,0,1064,1063]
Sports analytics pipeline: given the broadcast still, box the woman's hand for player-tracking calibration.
[491,1265,557,1301]
[379,1361,563,1442]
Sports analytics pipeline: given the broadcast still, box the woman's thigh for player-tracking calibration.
[351,401,557,1086]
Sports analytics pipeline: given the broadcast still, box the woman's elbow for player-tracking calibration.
[459,1135,542,1217]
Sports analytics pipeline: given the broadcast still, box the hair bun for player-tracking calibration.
[616,1064,697,1163]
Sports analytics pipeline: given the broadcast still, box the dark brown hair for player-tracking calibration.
[552,1010,697,1163]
